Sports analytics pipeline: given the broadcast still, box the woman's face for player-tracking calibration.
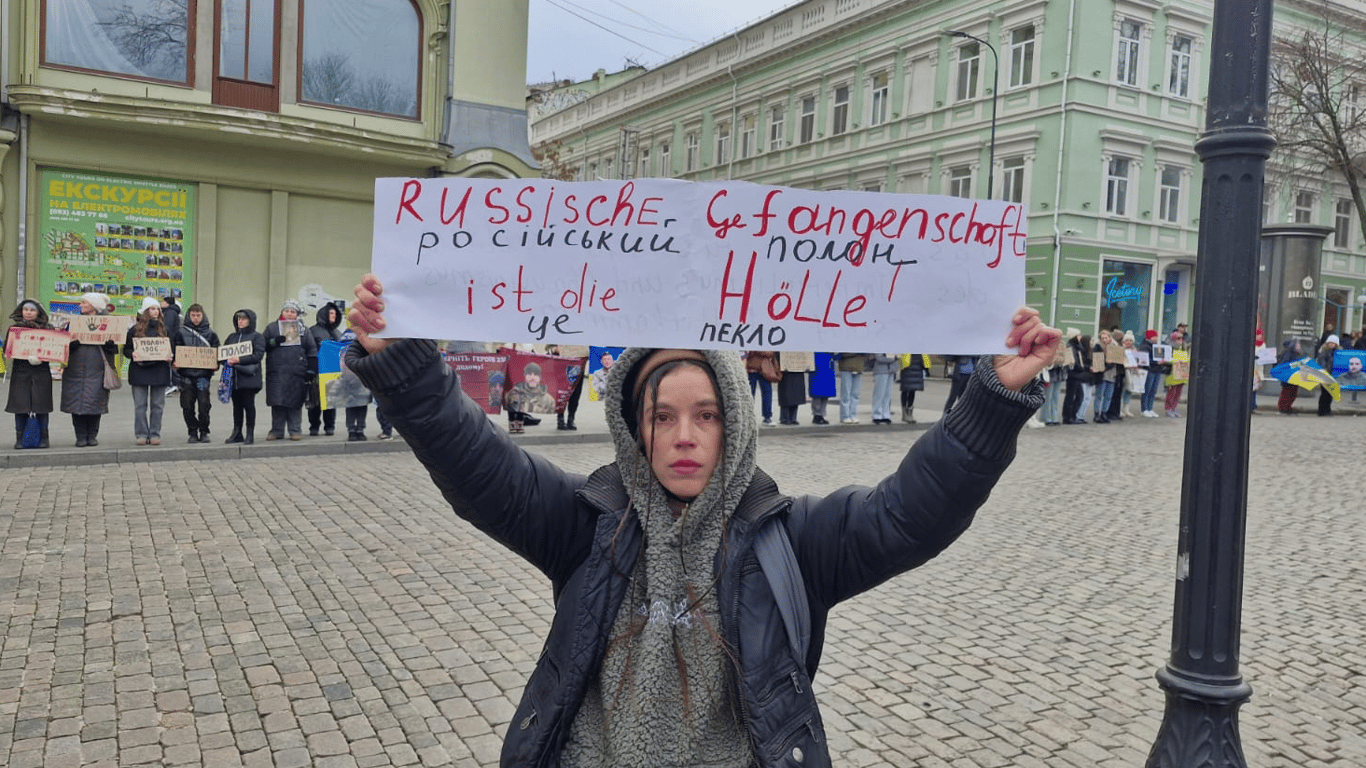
[1100,331,1112,344]
[79,300,95,315]
[281,309,298,321]
[144,306,161,319]
[642,365,723,506]
[21,305,38,321]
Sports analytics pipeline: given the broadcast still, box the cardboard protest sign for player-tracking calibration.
[370,178,1026,352]
[174,345,217,369]
[132,336,172,361]
[444,352,511,414]
[500,347,582,415]
[218,340,253,361]
[317,340,371,409]
[5,327,71,363]
[65,314,134,344]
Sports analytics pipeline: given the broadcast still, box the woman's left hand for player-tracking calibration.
[994,307,1063,391]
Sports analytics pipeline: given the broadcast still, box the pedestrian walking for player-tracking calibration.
[61,293,118,447]
[263,299,318,440]
[174,303,219,442]
[5,299,55,448]
[345,272,1062,768]
[222,309,266,444]
[124,296,175,445]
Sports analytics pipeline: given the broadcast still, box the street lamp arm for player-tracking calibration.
[943,30,1000,199]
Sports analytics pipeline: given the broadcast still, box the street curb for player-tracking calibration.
[0,437,414,469]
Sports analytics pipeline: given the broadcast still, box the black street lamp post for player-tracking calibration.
[1145,1,1276,766]
[944,30,999,199]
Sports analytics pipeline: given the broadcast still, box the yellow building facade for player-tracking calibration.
[1,0,535,322]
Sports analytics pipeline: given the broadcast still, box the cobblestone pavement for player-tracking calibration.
[1,412,1363,767]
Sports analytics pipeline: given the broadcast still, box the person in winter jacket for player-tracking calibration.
[808,352,836,424]
[775,350,813,425]
[61,293,119,447]
[174,303,220,442]
[307,302,345,435]
[1062,328,1089,424]
[1138,329,1165,417]
[345,273,1060,768]
[1317,334,1340,416]
[898,353,929,424]
[124,296,176,445]
[223,309,266,444]
[870,353,899,424]
[263,299,319,440]
[1274,337,1303,414]
[5,299,55,448]
[161,295,183,393]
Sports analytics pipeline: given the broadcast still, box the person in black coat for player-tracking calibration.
[307,302,344,435]
[174,303,220,442]
[262,299,318,440]
[161,296,183,392]
[222,308,266,444]
[61,293,119,447]
[123,296,176,445]
[1062,328,1089,424]
[5,299,55,448]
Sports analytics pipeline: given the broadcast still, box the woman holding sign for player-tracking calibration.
[345,273,1061,768]
[5,299,55,448]
[124,296,176,445]
[61,292,119,447]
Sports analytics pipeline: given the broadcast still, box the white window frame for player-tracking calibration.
[956,42,981,101]
[1167,34,1192,98]
[638,146,650,178]
[769,103,786,150]
[868,72,889,126]
[659,142,671,176]
[1001,156,1027,203]
[715,121,731,165]
[1294,190,1316,224]
[1335,198,1353,248]
[685,132,699,171]
[1105,156,1133,216]
[1159,165,1182,223]
[799,95,816,143]
[1008,25,1035,88]
[1116,19,1143,87]
[740,113,756,158]
[949,165,973,198]
[831,84,850,135]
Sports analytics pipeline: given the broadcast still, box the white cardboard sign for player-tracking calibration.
[370,178,1027,352]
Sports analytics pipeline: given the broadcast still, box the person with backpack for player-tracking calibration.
[174,303,220,442]
[344,273,1059,768]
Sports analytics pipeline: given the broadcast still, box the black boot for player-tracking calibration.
[244,425,254,444]
[521,412,541,427]
[73,415,88,448]
[557,413,568,431]
[225,429,244,444]
[86,416,100,447]
[39,430,49,449]
[13,429,22,450]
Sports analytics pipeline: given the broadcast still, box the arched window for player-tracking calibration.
[299,0,421,119]
[43,0,193,84]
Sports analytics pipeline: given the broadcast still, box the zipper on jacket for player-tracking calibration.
[806,719,820,744]
[790,670,803,694]
[519,709,537,730]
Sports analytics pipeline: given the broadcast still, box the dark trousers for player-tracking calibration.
[943,372,970,414]
[1319,388,1333,416]
[231,389,258,431]
[180,380,212,434]
[1064,377,1085,421]
[376,403,392,435]
[566,372,583,422]
[270,406,303,437]
[900,389,918,408]
[308,406,336,433]
[1107,370,1124,418]
[345,405,368,433]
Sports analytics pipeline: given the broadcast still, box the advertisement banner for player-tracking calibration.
[38,168,195,316]
[370,178,1027,352]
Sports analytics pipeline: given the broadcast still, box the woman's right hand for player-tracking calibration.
[349,273,391,355]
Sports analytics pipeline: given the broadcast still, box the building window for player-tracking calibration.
[769,104,786,150]
[740,114,756,158]
[799,96,816,143]
[862,182,883,193]
[715,121,732,164]
[1001,157,1026,203]
[868,73,889,126]
[659,142,671,176]
[1159,166,1182,223]
[300,0,421,118]
[1348,83,1363,123]
[1168,35,1192,98]
[43,0,193,83]
[638,146,650,177]
[1294,191,1315,223]
[949,166,972,198]
[604,157,614,179]
[1009,25,1034,88]
[1335,198,1353,248]
[587,161,598,180]
[956,42,981,101]
[685,132,699,171]
[831,85,850,135]
[1106,157,1132,215]
[1116,19,1142,87]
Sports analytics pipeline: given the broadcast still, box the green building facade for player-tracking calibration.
[532,0,1366,340]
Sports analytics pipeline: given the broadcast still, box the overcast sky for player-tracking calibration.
[526,0,797,84]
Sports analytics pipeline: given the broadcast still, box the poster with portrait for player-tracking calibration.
[37,168,195,316]
[1333,349,1366,391]
[317,340,371,409]
[500,347,582,415]
[444,352,511,415]
[587,346,626,401]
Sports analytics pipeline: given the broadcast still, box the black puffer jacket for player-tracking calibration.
[349,340,1040,768]
[223,309,266,392]
[263,317,318,408]
[175,314,220,381]
[309,302,344,346]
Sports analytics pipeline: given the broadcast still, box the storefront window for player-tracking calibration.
[1099,259,1152,334]
[299,0,420,118]
[43,0,191,83]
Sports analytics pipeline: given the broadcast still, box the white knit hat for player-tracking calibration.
[81,292,110,313]
[140,296,160,313]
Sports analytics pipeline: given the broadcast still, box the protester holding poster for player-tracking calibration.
[345,273,1061,768]
[263,300,318,440]
[174,304,220,443]
[1163,328,1190,418]
[222,309,266,444]
[61,293,119,447]
[5,299,55,448]
[1317,335,1340,416]
[777,350,814,425]
[307,303,345,436]
[123,296,176,445]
